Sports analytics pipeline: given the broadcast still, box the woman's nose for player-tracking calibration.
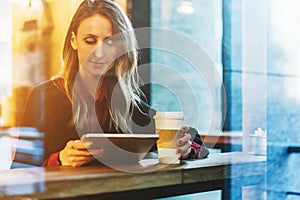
[94,43,104,58]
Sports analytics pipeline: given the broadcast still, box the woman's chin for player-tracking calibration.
[80,62,112,77]
[86,66,105,76]
[90,70,105,77]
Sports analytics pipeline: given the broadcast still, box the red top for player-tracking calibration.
[44,152,60,166]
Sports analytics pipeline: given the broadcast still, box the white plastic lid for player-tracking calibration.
[154,112,185,119]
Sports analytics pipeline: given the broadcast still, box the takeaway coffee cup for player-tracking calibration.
[154,112,185,164]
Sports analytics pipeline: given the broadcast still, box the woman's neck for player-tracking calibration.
[78,69,99,99]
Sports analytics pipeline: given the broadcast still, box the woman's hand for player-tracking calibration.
[59,140,103,167]
[176,125,193,159]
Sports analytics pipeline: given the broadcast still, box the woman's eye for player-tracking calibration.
[84,37,97,45]
[104,38,115,46]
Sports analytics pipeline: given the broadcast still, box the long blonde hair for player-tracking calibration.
[62,0,142,133]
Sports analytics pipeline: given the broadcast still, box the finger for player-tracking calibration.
[66,140,76,149]
[177,140,192,156]
[68,149,104,159]
[72,140,88,150]
[68,155,95,162]
[178,139,192,152]
[70,148,94,156]
[89,149,104,155]
[68,156,96,167]
[179,147,191,159]
[179,125,190,133]
[89,149,104,159]
[67,152,97,164]
[177,133,191,146]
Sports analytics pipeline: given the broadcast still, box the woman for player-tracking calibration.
[21,0,208,167]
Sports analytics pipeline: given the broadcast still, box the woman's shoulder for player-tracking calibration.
[31,77,64,94]
[26,77,70,107]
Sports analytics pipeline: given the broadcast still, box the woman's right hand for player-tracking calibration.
[59,140,103,167]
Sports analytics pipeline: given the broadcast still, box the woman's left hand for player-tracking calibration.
[176,125,193,159]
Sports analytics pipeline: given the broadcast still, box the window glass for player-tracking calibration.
[150,0,223,132]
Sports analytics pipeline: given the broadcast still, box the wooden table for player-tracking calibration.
[0,152,265,200]
[201,131,243,152]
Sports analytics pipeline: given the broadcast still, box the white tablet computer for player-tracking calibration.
[81,133,158,164]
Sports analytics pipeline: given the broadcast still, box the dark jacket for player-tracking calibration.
[21,78,157,162]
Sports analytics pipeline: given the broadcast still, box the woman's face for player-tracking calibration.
[71,14,118,77]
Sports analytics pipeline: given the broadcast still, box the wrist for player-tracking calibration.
[186,142,201,160]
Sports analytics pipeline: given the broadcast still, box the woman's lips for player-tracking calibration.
[90,60,106,67]
[90,60,105,64]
